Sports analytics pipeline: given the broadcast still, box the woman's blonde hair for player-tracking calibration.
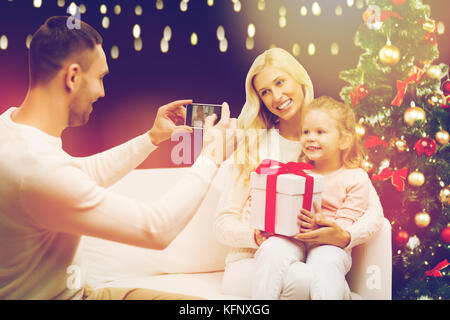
[299,96,365,169]
[234,47,314,181]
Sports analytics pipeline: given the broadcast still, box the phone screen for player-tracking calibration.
[185,103,222,128]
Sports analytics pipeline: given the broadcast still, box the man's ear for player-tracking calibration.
[339,132,353,150]
[65,63,82,93]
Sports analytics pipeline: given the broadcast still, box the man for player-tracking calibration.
[0,16,237,300]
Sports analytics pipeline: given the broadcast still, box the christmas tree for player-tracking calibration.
[339,0,449,300]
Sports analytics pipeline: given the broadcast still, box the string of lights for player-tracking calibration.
[6,0,443,59]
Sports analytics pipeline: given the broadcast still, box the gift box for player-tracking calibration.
[249,160,324,237]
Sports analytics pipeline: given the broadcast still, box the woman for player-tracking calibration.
[214,48,384,299]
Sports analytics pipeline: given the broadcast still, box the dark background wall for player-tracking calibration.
[1,0,449,168]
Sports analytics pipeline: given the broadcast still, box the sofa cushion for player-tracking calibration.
[95,271,244,300]
[80,166,231,288]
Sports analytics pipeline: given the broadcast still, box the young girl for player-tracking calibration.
[252,96,371,299]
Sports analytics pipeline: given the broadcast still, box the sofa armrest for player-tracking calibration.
[347,218,392,300]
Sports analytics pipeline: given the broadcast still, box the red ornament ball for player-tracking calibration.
[414,137,437,156]
[442,80,450,96]
[443,96,450,110]
[351,84,370,106]
[441,227,450,244]
[392,0,407,6]
[395,230,409,247]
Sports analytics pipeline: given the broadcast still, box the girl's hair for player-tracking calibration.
[299,96,365,169]
[234,47,314,181]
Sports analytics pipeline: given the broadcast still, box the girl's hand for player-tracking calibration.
[298,202,323,233]
[295,202,351,248]
[294,216,351,248]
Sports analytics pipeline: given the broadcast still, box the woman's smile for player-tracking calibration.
[276,99,292,111]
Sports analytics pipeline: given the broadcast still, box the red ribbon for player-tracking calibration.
[364,136,389,148]
[371,167,408,192]
[425,259,449,277]
[379,10,404,21]
[350,85,369,107]
[364,9,404,23]
[391,65,425,107]
[255,159,315,234]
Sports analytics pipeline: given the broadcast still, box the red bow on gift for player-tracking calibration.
[255,160,315,234]
[425,259,449,277]
[371,167,408,192]
[391,65,425,107]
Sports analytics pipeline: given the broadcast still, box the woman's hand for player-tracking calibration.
[294,203,351,248]
[254,229,273,247]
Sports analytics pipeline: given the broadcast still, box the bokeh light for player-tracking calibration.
[0,35,8,50]
[160,39,169,53]
[216,26,225,41]
[111,45,119,59]
[134,38,143,51]
[133,24,141,39]
[156,0,164,10]
[300,6,307,16]
[33,0,42,8]
[190,32,198,46]
[100,4,107,15]
[292,43,300,56]
[102,16,110,29]
[312,2,321,16]
[135,5,143,16]
[163,26,172,41]
[114,5,121,15]
[257,0,265,11]
[308,43,316,56]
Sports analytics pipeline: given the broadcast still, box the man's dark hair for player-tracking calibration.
[29,16,103,88]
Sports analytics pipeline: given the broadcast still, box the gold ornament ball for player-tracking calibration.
[408,171,425,187]
[394,138,407,152]
[379,43,401,66]
[404,106,426,126]
[415,211,431,228]
[426,65,442,79]
[439,186,450,205]
[435,130,449,145]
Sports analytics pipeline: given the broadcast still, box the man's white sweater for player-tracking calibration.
[0,107,217,299]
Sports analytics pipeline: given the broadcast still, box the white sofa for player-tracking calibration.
[78,165,392,300]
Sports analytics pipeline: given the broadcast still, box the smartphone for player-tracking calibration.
[185,103,222,128]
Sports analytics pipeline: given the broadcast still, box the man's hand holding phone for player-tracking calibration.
[148,99,238,166]
[148,99,193,145]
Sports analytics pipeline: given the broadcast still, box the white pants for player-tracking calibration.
[222,236,352,300]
